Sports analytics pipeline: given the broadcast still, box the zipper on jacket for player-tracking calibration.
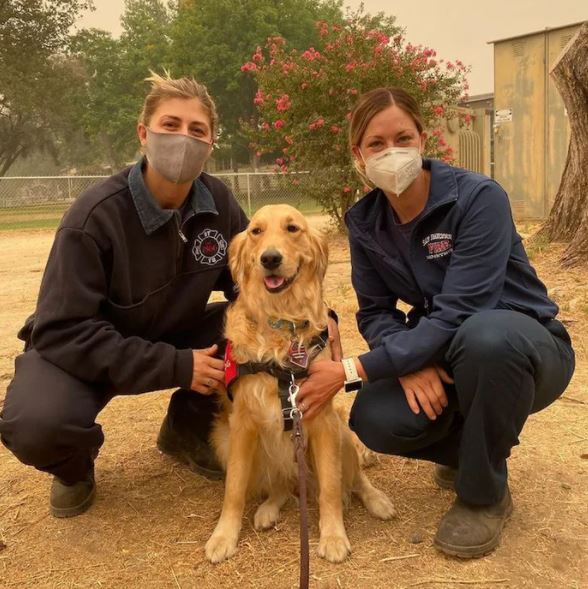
[409,198,458,315]
[350,197,457,317]
[175,215,187,274]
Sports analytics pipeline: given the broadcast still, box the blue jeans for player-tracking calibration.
[349,310,575,505]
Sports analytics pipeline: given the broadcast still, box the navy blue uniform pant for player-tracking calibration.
[0,303,227,484]
[349,310,575,505]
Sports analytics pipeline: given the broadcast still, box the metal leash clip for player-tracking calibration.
[286,372,301,421]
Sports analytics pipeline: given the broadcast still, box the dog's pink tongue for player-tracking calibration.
[264,276,285,289]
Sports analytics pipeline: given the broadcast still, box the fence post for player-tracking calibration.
[67,177,72,202]
[246,173,252,216]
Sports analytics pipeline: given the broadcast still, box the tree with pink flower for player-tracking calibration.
[243,9,469,229]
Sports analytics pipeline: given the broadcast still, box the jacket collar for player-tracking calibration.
[345,159,459,232]
[128,157,218,235]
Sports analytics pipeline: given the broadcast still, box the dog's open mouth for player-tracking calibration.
[263,273,296,293]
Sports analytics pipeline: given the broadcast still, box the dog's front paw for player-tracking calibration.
[254,502,281,530]
[317,533,351,563]
[365,488,396,520]
[205,532,239,563]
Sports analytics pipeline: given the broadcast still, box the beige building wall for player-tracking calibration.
[491,23,582,219]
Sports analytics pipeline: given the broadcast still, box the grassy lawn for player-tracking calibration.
[0,199,322,231]
[0,203,70,231]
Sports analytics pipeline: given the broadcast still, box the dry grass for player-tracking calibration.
[0,222,587,589]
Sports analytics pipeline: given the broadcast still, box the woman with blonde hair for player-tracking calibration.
[297,87,575,558]
[0,72,248,516]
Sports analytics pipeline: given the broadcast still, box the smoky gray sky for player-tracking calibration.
[77,0,587,95]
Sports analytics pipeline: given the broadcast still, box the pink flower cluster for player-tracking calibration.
[268,35,286,58]
[301,47,321,61]
[419,79,438,91]
[241,62,257,72]
[366,30,390,45]
[254,89,265,106]
[309,117,325,130]
[441,145,455,162]
[317,20,329,38]
[276,94,291,112]
[281,62,296,75]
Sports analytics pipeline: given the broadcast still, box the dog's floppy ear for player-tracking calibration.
[228,230,248,285]
[308,227,329,280]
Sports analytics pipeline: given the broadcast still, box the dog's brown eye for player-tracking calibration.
[286,224,299,233]
[250,227,262,235]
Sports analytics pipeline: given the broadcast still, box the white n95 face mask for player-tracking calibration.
[363,147,422,196]
[145,128,212,184]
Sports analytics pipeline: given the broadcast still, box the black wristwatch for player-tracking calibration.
[342,357,363,392]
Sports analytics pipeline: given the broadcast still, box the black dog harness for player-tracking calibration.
[224,329,328,431]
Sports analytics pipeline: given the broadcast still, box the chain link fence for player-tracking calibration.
[0,171,320,230]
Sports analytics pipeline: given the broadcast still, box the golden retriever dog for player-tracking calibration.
[205,204,394,564]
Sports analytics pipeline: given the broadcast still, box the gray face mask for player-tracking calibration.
[145,128,212,184]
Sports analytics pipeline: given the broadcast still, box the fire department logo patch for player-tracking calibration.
[422,232,453,260]
[192,229,227,265]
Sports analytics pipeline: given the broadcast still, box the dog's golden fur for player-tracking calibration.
[205,204,394,564]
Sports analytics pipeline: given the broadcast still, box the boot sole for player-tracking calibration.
[50,485,96,518]
[157,438,224,481]
[433,500,514,558]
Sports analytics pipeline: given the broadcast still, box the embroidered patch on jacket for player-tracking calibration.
[422,233,453,260]
[192,229,227,265]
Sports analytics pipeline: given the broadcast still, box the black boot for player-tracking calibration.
[157,389,223,481]
[433,464,457,490]
[50,470,96,518]
[434,485,513,558]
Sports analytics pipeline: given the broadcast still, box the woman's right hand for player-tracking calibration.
[398,365,453,420]
[191,345,225,395]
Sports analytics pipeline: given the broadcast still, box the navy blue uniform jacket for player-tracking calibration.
[345,159,558,382]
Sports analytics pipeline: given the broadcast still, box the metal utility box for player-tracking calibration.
[490,22,583,219]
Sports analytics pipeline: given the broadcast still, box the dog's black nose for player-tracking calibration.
[261,249,283,270]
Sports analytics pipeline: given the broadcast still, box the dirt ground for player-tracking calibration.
[0,223,586,589]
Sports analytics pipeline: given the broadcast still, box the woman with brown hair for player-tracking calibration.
[297,87,575,558]
[0,73,247,516]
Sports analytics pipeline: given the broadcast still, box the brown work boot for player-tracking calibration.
[157,415,223,481]
[434,464,457,490]
[50,473,96,518]
[434,486,513,558]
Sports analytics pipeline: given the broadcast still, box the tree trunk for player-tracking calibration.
[539,22,588,267]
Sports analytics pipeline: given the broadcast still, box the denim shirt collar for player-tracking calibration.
[128,157,218,235]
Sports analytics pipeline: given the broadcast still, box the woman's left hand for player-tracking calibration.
[297,360,345,420]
